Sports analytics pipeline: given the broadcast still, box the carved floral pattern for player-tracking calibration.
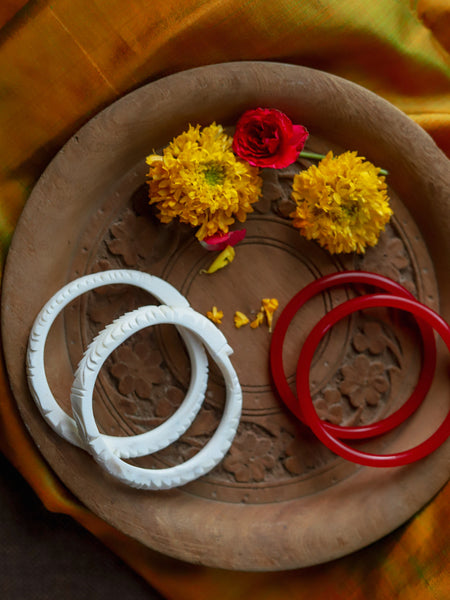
[340,354,389,409]
[314,389,344,425]
[260,163,300,217]
[70,151,430,496]
[352,321,389,355]
[126,385,193,433]
[154,385,185,419]
[223,428,276,482]
[109,341,165,399]
[282,435,326,475]
[359,226,415,294]
[87,289,137,325]
[107,209,157,267]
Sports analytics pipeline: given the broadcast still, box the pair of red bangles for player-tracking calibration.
[269,271,450,467]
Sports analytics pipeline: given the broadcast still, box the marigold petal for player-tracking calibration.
[200,245,235,274]
[234,311,250,328]
[206,306,224,324]
[250,311,264,329]
[261,298,279,331]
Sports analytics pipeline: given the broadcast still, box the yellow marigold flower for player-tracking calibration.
[250,310,264,329]
[262,298,279,332]
[234,311,250,328]
[290,151,392,254]
[206,306,223,325]
[146,123,262,241]
[200,245,235,274]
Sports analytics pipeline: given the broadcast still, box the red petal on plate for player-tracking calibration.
[200,229,247,251]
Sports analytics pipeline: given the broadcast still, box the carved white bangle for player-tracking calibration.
[71,305,242,490]
[26,270,209,456]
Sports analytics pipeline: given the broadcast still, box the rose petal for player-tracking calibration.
[291,124,309,150]
[200,229,246,251]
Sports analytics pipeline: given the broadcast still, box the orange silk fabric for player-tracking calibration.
[0,1,449,598]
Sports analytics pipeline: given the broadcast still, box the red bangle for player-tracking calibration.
[296,293,450,466]
[270,271,436,439]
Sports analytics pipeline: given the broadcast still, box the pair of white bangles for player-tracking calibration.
[26,270,242,490]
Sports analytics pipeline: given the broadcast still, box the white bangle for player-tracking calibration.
[71,305,242,490]
[26,270,209,456]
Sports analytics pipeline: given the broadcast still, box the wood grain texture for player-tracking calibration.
[2,62,450,570]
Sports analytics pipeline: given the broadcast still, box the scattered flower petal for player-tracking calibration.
[206,306,224,324]
[200,245,235,274]
[261,298,279,332]
[250,310,265,329]
[234,311,250,328]
[200,229,246,251]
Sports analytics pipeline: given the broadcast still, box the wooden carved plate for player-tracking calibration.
[2,62,450,571]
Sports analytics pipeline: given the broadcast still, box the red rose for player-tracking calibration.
[233,108,309,169]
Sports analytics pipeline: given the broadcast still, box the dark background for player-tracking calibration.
[0,451,164,599]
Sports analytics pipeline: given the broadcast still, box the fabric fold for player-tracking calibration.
[0,1,449,598]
